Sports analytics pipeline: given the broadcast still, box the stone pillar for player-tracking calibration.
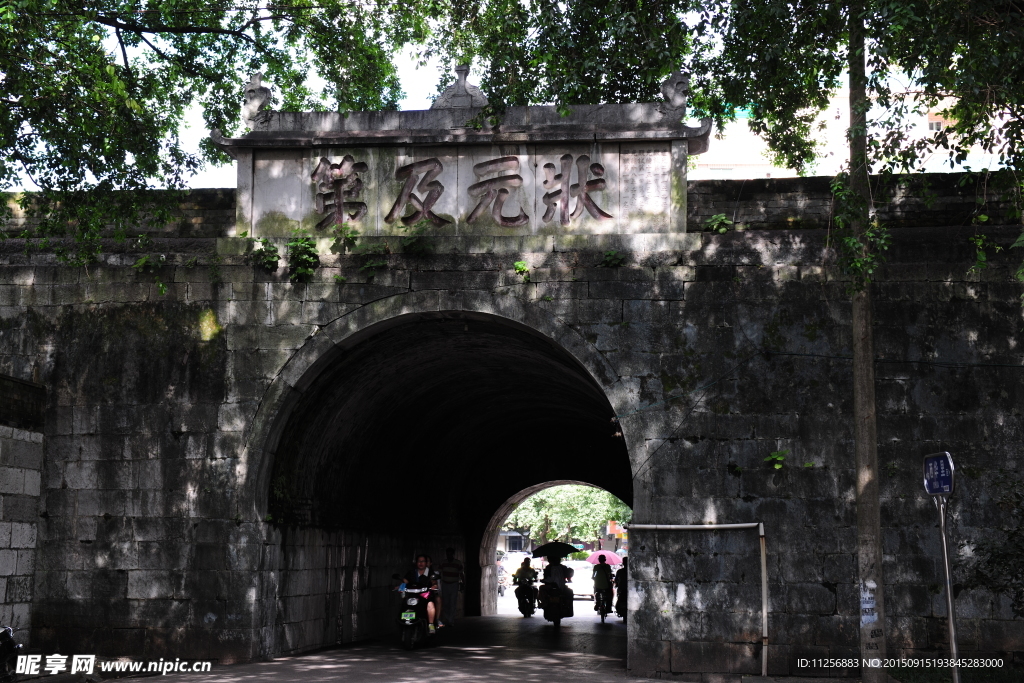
[670,139,689,233]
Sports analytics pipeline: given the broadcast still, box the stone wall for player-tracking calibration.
[262,527,465,656]
[0,175,1021,676]
[687,173,1020,231]
[0,424,43,644]
[0,374,45,644]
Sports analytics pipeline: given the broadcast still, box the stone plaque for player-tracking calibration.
[619,144,672,233]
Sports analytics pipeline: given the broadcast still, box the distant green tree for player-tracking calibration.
[504,485,631,546]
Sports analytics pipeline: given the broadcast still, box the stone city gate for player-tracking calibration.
[0,69,1022,678]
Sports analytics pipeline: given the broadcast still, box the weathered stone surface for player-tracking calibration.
[2,174,1022,675]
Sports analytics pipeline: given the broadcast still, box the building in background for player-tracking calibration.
[689,87,999,181]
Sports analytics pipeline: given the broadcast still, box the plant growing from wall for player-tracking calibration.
[599,250,626,267]
[286,230,319,282]
[401,219,435,256]
[513,260,530,283]
[355,239,390,276]
[968,233,1002,274]
[131,252,168,295]
[239,231,280,271]
[764,449,788,470]
[705,213,733,234]
[330,225,360,255]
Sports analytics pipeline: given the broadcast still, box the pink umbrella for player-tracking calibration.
[585,550,622,565]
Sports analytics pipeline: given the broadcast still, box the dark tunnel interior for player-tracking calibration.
[267,311,633,614]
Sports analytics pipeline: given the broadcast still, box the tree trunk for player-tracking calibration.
[849,4,887,681]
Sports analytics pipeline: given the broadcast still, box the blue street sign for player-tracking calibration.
[923,452,955,496]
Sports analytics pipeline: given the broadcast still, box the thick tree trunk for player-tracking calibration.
[849,4,887,681]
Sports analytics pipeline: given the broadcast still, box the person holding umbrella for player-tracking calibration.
[592,554,614,615]
[585,550,621,618]
[532,541,577,622]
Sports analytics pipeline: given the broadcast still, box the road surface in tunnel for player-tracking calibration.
[160,612,633,683]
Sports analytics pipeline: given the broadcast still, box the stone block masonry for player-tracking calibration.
[0,423,44,645]
[0,174,1021,676]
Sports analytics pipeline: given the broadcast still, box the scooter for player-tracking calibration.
[498,570,510,597]
[514,579,537,617]
[0,626,22,682]
[396,583,434,650]
[540,583,573,627]
[615,584,627,621]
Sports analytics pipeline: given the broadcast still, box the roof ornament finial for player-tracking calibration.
[659,70,690,115]
[657,69,712,154]
[430,64,488,110]
[242,72,273,130]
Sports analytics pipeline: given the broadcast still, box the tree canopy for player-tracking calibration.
[1,0,425,262]
[504,485,631,546]
[5,0,1023,264]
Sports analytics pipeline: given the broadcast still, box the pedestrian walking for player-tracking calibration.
[438,547,465,627]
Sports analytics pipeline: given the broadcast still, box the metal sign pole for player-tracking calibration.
[923,452,960,683]
[935,495,960,683]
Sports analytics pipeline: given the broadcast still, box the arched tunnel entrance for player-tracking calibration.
[481,480,630,615]
[262,310,632,652]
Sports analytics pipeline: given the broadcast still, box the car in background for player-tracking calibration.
[501,551,530,571]
[565,561,595,600]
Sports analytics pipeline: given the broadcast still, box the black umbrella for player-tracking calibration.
[532,542,578,559]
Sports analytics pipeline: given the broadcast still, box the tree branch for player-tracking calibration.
[114,26,134,86]
[137,33,205,78]
[92,14,257,44]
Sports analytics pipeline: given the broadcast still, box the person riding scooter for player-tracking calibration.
[404,555,439,634]
[538,555,574,621]
[512,558,538,616]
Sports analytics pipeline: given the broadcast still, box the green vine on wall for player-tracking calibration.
[829,172,892,293]
[129,234,169,295]
[968,233,1002,274]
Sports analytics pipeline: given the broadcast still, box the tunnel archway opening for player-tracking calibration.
[483,481,632,616]
[262,310,632,653]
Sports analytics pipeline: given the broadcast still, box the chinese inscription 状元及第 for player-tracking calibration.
[312,155,369,230]
[467,156,529,227]
[386,158,450,226]
[542,154,612,226]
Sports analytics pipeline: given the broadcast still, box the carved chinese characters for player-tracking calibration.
[541,154,613,226]
[291,145,675,237]
[467,156,529,227]
[311,155,369,230]
[620,145,671,231]
[386,158,450,226]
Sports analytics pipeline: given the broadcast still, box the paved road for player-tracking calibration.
[163,607,629,683]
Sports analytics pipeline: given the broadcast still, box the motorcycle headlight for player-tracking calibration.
[406,597,418,605]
